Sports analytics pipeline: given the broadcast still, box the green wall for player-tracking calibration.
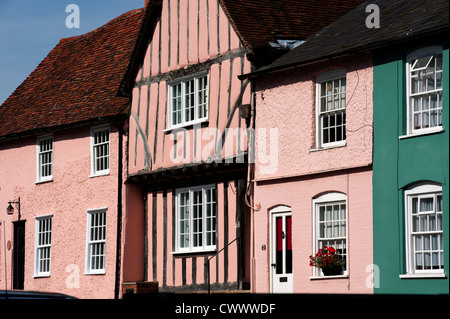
[373,34,449,295]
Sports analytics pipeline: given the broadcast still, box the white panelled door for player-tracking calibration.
[270,206,293,293]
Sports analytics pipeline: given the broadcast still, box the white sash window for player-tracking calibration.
[175,185,216,253]
[404,183,444,276]
[406,47,443,135]
[169,74,208,129]
[34,215,52,277]
[316,70,347,148]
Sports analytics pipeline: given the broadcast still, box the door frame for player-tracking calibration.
[269,205,293,293]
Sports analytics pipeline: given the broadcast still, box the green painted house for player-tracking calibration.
[372,8,449,294]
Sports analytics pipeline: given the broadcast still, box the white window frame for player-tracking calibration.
[34,215,53,277]
[403,183,444,277]
[168,73,209,129]
[36,135,54,183]
[85,208,107,275]
[174,184,216,253]
[90,125,110,177]
[315,69,347,149]
[406,46,443,136]
[312,192,348,277]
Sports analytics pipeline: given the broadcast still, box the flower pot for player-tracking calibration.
[321,266,343,276]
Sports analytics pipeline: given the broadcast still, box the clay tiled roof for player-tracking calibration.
[242,0,449,78]
[0,8,145,139]
[219,0,366,52]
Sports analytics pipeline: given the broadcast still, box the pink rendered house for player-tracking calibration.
[119,0,366,294]
[0,9,144,299]
[242,30,374,293]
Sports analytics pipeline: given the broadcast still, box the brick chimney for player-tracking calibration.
[145,0,150,7]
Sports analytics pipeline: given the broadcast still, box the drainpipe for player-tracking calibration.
[114,121,124,299]
[143,192,148,282]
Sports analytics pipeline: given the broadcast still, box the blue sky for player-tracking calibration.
[0,0,145,105]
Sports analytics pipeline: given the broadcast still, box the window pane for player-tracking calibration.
[419,215,427,232]
[422,96,429,110]
[321,97,326,112]
[435,53,442,70]
[420,197,433,212]
[436,71,442,89]
[415,236,422,251]
[319,206,325,221]
[326,206,332,220]
[429,214,436,231]
[432,252,440,269]
[422,111,429,128]
[414,113,421,130]
[412,55,432,70]
[424,252,431,269]
[197,76,208,119]
[431,234,438,250]
[436,195,442,212]
[415,253,423,270]
[411,75,419,94]
[430,109,438,129]
[185,79,195,122]
[426,61,435,91]
[172,83,182,125]
[424,235,430,250]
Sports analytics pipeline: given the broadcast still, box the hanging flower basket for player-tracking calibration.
[309,246,344,276]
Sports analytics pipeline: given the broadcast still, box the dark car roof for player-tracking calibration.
[0,289,77,299]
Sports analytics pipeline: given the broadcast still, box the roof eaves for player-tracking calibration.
[240,5,449,80]
[118,0,163,97]
[0,113,128,142]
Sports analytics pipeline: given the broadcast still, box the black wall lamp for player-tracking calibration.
[6,197,21,221]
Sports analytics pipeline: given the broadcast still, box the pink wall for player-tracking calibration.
[252,54,373,293]
[254,54,373,181]
[253,170,373,293]
[0,124,124,298]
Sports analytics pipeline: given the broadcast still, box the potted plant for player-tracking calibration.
[309,246,344,276]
